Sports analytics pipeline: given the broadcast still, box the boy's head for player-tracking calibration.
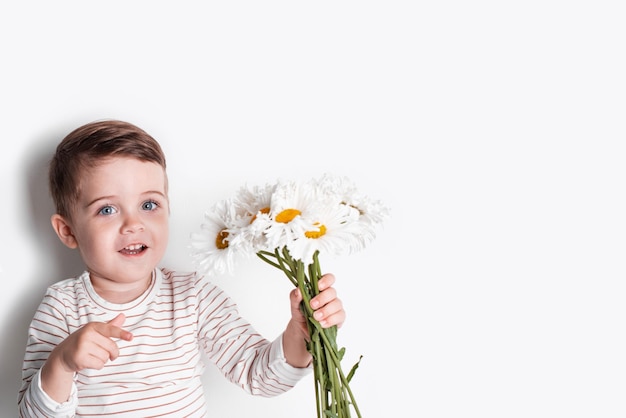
[49,120,168,220]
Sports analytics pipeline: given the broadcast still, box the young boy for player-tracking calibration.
[18,120,345,417]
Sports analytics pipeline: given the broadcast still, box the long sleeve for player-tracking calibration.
[19,368,78,418]
[178,269,312,396]
[18,278,78,417]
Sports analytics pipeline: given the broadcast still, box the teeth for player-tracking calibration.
[125,244,145,251]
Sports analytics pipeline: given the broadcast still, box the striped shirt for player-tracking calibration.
[18,268,310,417]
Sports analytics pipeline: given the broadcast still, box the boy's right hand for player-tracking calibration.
[41,313,133,403]
[55,313,133,373]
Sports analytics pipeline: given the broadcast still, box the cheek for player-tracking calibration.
[150,216,170,240]
[73,233,108,265]
[157,225,169,243]
[75,219,118,247]
[76,224,110,249]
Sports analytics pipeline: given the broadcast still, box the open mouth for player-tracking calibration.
[120,244,147,255]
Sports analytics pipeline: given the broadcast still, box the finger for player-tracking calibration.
[290,288,302,313]
[291,287,303,304]
[89,343,119,367]
[290,288,307,322]
[74,351,109,371]
[103,314,133,342]
[108,313,126,327]
[317,273,336,291]
[109,327,133,342]
[313,299,345,328]
[318,309,346,329]
[66,332,121,369]
[310,286,337,310]
[87,330,124,361]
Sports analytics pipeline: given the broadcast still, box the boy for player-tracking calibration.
[18,120,345,417]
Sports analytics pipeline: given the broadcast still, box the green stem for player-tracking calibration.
[310,327,324,418]
[260,247,361,418]
[256,251,298,286]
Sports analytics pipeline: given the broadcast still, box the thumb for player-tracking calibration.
[291,288,304,313]
[108,313,126,327]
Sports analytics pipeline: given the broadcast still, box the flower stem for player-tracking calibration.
[262,248,361,418]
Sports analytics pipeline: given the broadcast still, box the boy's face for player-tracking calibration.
[61,157,169,286]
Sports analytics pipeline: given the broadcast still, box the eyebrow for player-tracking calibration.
[85,195,116,209]
[85,190,167,208]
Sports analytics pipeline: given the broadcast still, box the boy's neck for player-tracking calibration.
[90,272,154,304]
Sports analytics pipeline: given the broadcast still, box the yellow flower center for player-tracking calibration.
[275,208,301,223]
[250,207,270,223]
[215,229,229,249]
[305,223,327,239]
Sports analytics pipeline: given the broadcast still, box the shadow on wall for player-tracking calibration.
[0,129,84,415]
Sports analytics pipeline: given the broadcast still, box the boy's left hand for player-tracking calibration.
[290,273,345,334]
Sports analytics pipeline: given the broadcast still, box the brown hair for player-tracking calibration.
[49,119,168,219]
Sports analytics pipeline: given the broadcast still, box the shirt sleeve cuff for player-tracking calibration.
[32,368,78,416]
[267,333,312,384]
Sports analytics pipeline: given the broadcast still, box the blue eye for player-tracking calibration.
[98,205,116,216]
[142,200,159,211]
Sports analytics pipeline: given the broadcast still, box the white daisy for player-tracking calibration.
[228,182,276,252]
[263,178,321,251]
[286,199,361,264]
[314,173,390,249]
[189,198,251,276]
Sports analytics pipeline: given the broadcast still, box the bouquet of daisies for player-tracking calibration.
[190,173,389,418]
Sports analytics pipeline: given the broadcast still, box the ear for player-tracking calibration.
[51,214,78,249]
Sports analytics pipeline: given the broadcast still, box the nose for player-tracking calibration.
[121,212,145,234]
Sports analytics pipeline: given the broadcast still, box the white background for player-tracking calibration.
[1,1,625,417]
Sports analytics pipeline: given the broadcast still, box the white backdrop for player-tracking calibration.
[1,2,625,417]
